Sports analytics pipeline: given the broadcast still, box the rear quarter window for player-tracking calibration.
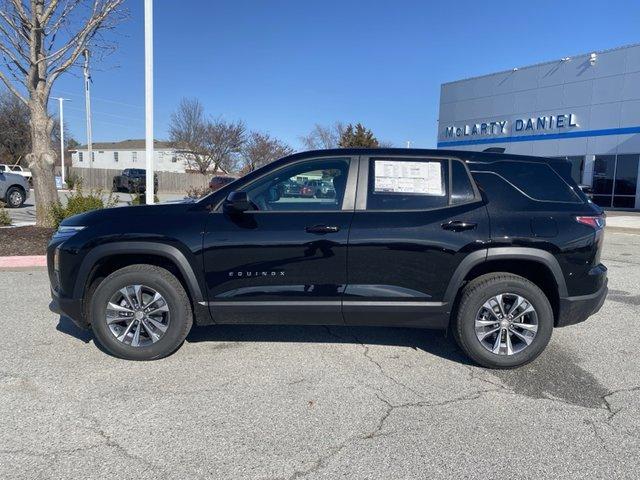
[485,160,582,203]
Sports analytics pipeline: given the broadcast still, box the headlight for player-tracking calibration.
[52,225,85,242]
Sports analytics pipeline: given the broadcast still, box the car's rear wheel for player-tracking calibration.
[90,264,193,360]
[452,273,553,369]
[5,186,25,208]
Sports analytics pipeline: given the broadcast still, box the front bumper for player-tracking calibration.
[556,278,608,327]
[49,288,88,330]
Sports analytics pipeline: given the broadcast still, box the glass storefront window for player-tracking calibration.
[592,155,616,207]
[592,154,639,209]
[553,156,585,184]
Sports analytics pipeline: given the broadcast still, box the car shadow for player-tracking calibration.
[55,315,469,365]
[55,315,92,343]
[186,324,471,365]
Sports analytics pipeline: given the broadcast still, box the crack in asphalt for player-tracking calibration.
[602,385,640,423]
[78,413,169,476]
[324,326,427,400]
[282,442,350,480]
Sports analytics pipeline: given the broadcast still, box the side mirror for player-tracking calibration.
[223,191,251,214]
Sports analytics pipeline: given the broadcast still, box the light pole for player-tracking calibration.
[83,49,93,186]
[56,97,70,186]
[144,0,154,204]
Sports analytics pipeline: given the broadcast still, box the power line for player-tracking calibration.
[62,113,143,129]
[63,104,143,121]
[50,89,145,109]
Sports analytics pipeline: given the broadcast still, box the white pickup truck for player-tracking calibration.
[0,164,32,184]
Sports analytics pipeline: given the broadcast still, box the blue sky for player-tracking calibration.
[48,0,640,150]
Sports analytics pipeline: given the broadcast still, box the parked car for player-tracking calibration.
[209,176,236,192]
[279,179,302,197]
[0,169,29,208]
[0,164,32,185]
[49,148,607,368]
[299,179,335,198]
[112,168,158,194]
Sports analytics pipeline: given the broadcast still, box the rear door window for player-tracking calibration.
[366,158,449,210]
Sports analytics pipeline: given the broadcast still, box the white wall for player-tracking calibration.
[71,148,188,173]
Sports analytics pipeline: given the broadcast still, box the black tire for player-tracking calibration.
[452,273,553,369]
[5,186,25,208]
[90,264,193,360]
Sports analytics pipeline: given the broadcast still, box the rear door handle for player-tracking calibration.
[305,225,340,234]
[441,220,477,232]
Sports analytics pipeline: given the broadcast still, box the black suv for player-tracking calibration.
[48,149,607,368]
[112,168,158,194]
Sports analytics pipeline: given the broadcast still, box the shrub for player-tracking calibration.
[65,172,82,190]
[0,202,11,226]
[131,192,160,205]
[49,186,117,228]
[185,186,209,199]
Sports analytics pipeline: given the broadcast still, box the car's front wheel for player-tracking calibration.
[90,264,193,360]
[452,273,553,369]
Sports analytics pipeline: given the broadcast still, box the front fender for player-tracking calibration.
[73,241,205,302]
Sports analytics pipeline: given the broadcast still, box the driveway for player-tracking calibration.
[0,231,638,479]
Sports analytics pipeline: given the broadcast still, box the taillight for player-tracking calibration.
[575,215,605,229]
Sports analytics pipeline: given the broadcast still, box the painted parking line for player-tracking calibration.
[0,255,47,268]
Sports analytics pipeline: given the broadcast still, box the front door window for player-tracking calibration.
[242,158,350,211]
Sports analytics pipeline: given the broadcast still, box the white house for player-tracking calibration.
[71,139,195,173]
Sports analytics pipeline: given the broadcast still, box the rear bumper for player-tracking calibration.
[556,278,608,327]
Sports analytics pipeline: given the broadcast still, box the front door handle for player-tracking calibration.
[305,225,340,234]
[441,220,477,232]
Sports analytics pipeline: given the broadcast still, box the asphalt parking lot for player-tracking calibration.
[6,190,185,226]
[0,230,639,479]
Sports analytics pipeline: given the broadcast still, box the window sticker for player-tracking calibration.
[374,160,444,195]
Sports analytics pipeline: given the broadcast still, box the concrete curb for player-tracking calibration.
[0,255,47,268]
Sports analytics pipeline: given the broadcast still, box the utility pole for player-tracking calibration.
[144,0,155,204]
[56,98,70,187]
[83,49,93,186]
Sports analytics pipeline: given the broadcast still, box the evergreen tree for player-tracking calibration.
[338,123,380,148]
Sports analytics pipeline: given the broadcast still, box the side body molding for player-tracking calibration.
[73,241,205,302]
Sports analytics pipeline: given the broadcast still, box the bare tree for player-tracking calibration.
[241,132,293,174]
[299,122,346,150]
[0,89,75,165]
[168,98,209,173]
[0,0,126,226]
[169,98,246,174]
[205,119,246,173]
[0,90,30,163]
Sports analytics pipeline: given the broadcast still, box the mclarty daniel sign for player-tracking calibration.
[443,113,578,138]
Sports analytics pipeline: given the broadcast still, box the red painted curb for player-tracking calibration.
[0,255,47,268]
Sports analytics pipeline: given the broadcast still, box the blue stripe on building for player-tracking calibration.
[436,125,640,148]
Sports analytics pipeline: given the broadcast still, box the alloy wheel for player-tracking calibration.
[8,190,22,206]
[106,285,170,347]
[474,293,538,355]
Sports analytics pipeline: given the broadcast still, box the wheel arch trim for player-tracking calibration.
[443,247,568,306]
[73,241,205,302]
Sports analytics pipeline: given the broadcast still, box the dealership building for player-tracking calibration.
[437,43,640,209]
